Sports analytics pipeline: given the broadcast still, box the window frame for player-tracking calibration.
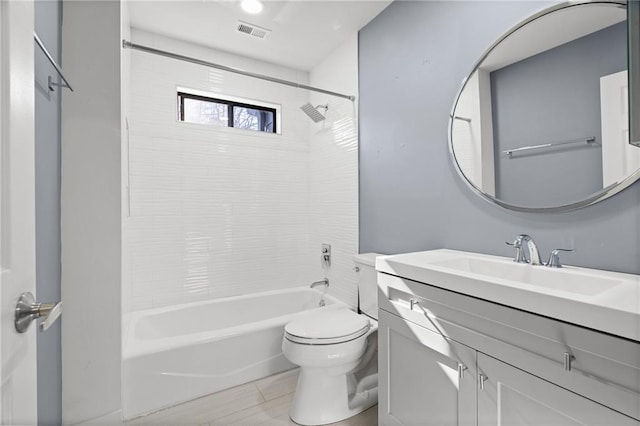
[177,91,277,134]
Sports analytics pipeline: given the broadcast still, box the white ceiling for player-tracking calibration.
[128,0,392,71]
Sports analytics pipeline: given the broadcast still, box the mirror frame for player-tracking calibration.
[448,0,636,213]
[629,0,640,146]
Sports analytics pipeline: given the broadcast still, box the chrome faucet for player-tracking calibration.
[506,234,543,265]
[311,278,329,307]
[310,278,329,289]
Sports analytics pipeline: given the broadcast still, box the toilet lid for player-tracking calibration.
[285,309,370,345]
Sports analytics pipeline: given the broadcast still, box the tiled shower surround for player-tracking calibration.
[123,30,359,314]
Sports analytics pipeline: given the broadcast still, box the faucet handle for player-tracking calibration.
[506,240,528,263]
[546,248,574,268]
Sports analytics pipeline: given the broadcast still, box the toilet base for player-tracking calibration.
[289,369,378,426]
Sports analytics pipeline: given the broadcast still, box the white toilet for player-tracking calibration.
[282,253,382,425]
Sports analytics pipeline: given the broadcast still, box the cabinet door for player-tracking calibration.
[379,310,476,426]
[477,353,639,426]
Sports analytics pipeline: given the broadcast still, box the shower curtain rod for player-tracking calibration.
[122,40,356,101]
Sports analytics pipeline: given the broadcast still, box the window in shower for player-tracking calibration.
[178,91,277,133]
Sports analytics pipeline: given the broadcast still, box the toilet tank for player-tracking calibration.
[353,253,384,320]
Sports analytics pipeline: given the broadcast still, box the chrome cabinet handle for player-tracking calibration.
[563,352,575,371]
[458,364,468,379]
[15,292,62,333]
[479,373,488,390]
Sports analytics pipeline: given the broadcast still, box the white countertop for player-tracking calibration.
[376,249,640,342]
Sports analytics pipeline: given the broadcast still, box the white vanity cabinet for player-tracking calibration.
[377,272,640,426]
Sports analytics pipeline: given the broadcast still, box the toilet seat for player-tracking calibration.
[285,309,370,345]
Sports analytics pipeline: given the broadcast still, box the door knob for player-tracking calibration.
[15,292,62,333]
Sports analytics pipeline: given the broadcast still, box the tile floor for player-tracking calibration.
[126,369,378,426]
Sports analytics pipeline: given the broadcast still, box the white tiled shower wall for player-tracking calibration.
[123,30,359,313]
[308,34,360,308]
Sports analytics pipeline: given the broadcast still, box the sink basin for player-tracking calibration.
[431,257,623,297]
[376,249,640,342]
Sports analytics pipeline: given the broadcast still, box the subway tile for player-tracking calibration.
[125,30,358,311]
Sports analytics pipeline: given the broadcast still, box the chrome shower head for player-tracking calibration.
[300,103,328,123]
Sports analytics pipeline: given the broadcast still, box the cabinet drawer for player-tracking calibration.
[378,272,640,420]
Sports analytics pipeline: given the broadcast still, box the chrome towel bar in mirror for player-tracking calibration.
[503,136,597,158]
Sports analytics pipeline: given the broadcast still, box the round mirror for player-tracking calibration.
[449,1,635,212]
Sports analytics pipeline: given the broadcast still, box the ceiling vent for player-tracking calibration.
[237,21,271,40]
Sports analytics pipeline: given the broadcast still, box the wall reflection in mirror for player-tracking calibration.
[449,1,638,211]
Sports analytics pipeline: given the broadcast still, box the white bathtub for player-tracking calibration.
[122,287,347,419]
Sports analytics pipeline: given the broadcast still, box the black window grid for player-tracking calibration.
[177,92,277,133]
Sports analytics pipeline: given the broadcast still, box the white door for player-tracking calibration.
[601,70,640,187]
[0,0,38,424]
[379,310,477,426]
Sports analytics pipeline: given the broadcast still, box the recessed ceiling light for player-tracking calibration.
[241,0,263,15]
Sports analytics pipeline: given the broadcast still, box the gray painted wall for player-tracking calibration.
[34,0,62,424]
[61,2,122,422]
[491,22,626,207]
[359,1,640,275]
